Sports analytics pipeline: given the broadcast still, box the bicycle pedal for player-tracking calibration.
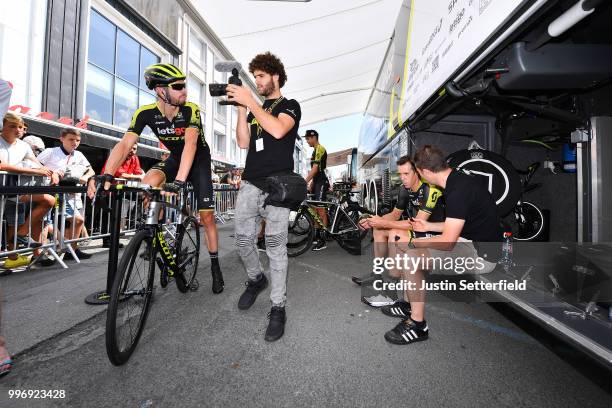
[189,278,200,291]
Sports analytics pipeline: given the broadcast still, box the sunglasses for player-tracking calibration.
[167,83,186,91]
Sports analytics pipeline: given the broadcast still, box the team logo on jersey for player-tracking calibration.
[158,127,186,136]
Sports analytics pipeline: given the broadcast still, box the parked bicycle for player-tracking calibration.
[287,181,371,256]
[101,182,200,365]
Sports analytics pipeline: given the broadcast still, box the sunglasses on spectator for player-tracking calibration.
[167,83,186,91]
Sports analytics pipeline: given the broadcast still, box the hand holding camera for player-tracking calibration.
[208,61,245,106]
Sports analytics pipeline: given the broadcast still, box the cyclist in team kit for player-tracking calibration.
[303,129,330,251]
[88,63,224,294]
[355,155,444,307]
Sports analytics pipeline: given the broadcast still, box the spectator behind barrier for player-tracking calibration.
[101,144,144,180]
[37,128,94,260]
[0,112,56,269]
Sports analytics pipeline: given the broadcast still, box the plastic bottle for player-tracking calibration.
[501,232,513,271]
[562,143,577,173]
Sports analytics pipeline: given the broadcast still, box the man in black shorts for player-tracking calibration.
[304,130,329,251]
[356,155,443,306]
[88,63,224,294]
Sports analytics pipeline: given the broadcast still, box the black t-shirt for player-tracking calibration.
[242,97,301,184]
[127,102,209,158]
[444,169,503,242]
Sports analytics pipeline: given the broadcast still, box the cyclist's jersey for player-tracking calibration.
[127,102,210,158]
[395,180,443,219]
[310,144,328,182]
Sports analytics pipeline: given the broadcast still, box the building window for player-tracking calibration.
[230,139,237,162]
[214,131,226,156]
[85,9,159,128]
[188,75,205,108]
[189,30,206,68]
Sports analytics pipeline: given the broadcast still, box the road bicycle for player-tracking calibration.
[103,183,200,365]
[287,181,371,256]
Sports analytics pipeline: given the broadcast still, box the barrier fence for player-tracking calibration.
[0,172,239,272]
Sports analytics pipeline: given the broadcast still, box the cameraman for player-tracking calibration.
[226,52,301,342]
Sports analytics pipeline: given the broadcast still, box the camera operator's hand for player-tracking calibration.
[87,174,114,199]
[226,84,255,109]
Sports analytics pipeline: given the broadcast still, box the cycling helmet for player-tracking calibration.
[144,63,186,90]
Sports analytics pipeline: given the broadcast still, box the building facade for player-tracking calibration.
[0,0,307,173]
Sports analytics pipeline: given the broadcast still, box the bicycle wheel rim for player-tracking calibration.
[513,201,545,241]
[176,216,200,292]
[106,230,155,365]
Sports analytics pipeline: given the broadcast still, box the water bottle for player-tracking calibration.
[562,143,577,173]
[501,232,513,271]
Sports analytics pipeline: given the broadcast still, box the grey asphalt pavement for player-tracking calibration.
[1,222,611,407]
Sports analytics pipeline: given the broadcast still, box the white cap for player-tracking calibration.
[23,135,45,151]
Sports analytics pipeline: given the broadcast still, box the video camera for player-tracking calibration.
[208,60,242,106]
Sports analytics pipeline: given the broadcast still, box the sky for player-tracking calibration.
[298,113,363,154]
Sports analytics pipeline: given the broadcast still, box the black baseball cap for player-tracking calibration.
[304,129,318,138]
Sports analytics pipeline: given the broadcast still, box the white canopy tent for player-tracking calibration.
[195,0,403,126]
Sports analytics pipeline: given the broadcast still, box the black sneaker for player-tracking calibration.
[63,249,92,261]
[38,256,57,267]
[211,264,224,294]
[311,239,327,251]
[351,275,377,286]
[381,301,411,318]
[238,274,268,310]
[265,306,286,342]
[384,318,428,345]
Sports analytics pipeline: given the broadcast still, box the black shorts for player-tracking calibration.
[151,154,214,211]
[312,178,329,201]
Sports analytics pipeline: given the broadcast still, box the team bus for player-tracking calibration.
[357,0,612,368]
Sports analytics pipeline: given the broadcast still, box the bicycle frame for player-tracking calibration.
[304,198,361,236]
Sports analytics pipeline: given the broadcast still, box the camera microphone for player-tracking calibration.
[209,60,243,105]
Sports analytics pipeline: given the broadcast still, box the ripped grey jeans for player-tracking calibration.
[234,181,290,307]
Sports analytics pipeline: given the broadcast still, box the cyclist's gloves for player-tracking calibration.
[164,179,186,194]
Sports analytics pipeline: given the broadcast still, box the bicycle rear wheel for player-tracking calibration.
[106,230,156,366]
[513,201,545,241]
[287,208,315,257]
[175,216,200,293]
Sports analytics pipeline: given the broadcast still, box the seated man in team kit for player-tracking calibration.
[380,145,501,345]
[88,63,224,296]
[356,155,444,307]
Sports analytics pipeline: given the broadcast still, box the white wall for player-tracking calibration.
[0,0,47,110]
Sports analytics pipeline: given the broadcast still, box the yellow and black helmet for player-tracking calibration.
[144,63,186,90]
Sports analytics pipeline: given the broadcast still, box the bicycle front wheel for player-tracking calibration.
[513,201,545,241]
[287,208,315,257]
[175,216,200,293]
[106,229,156,366]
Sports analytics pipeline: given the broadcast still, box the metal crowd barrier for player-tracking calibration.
[0,172,145,271]
[213,183,238,224]
[1,174,238,272]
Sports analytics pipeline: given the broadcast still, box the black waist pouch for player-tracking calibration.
[264,172,307,210]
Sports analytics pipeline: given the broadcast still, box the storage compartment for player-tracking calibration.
[494,42,612,90]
